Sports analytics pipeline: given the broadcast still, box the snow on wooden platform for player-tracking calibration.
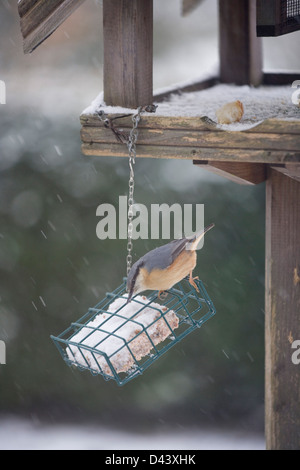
[83,84,300,131]
[80,84,300,164]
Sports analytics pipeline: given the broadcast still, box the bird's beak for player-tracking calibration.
[126,291,133,304]
[187,223,215,250]
[204,223,215,234]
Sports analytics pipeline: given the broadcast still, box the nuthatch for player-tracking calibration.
[126,223,214,303]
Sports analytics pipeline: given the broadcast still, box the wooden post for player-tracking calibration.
[103,0,153,108]
[265,169,300,449]
[219,0,262,86]
[194,161,266,185]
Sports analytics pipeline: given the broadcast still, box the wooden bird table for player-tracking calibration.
[80,0,300,449]
[18,0,300,449]
[80,89,300,449]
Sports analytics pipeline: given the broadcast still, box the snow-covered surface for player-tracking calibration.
[67,295,178,375]
[0,417,265,450]
[83,84,300,132]
[82,91,136,117]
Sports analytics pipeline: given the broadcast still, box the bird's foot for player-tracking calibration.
[189,274,199,292]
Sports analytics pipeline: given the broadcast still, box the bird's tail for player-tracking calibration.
[186,223,215,250]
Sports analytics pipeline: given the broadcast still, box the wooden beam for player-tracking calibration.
[193,161,267,185]
[263,72,300,86]
[81,142,300,164]
[265,169,300,449]
[81,114,300,135]
[271,164,300,183]
[103,0,153,108]
[81,112,300,163]
[18,0,86,53]
[81,125,300,153]
[219,0,262,86]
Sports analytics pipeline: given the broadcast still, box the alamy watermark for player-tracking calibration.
[0,340,6,365]
[291,339,300,365]
[0,80,6,105]
[96,197,205,248]
[291,80,300,106]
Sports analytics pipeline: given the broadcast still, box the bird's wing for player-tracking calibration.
[170,237,189,260]
[131,225,214,277]
[141,238,189,272]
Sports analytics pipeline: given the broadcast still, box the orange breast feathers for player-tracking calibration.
[139,249,197,292]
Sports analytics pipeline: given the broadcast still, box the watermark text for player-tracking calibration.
[96,197,205,248]
[291,339,300,365]
[0,340,6,365]
[0,80,6,105]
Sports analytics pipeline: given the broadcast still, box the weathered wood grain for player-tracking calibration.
[18,0,40,18]
[265,169,300,449]
[80,114,220,131]
[20,0,65,38]
[81,142,300,164]
[80,114,300,135]
[18,0,86,53]
[81,126,300,152]
[219,0,262,86]
[103,0,153,108]
[194,160,267,185]
[271,164,300,183]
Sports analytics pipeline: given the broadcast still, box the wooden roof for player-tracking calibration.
[18,0,86,53]
[18,0,202,54]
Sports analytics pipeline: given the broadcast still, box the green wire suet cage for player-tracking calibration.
[51,277,216,386]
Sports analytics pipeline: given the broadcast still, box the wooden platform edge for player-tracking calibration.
[81,141,300,164]
[80,113,300,135]
[81,125,300,151]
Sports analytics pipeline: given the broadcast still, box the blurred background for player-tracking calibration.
[0,0,299,450]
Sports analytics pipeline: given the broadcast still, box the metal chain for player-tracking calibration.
[96,104,157,275]
[126,107,141,275]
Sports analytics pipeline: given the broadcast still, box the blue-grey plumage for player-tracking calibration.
[126,223,214,302]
